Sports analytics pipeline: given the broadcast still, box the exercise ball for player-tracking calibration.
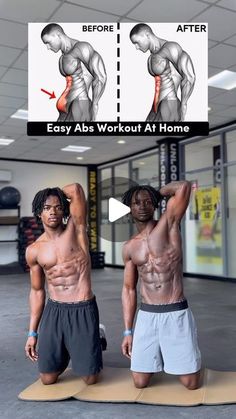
[0,186,21,207]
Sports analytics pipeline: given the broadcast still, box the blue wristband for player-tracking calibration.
[28,331,38,337]
[123,329,133,337]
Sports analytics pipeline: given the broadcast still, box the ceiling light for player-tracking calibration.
[76,156,84,160]
[61,145,91,152]
[0,138,15,146]
[138,161,146,165]
[117,139,126,144]
[208,70,236,90]
[10,109,28,120]
[208,107,211,112]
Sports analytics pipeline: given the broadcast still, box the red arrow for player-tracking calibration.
[41,88,56,99]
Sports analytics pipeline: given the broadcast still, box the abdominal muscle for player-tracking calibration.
[138,255,184,304]
[45,256,92,303]
[57,74,89,114]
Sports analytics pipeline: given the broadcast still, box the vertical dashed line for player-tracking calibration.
[117,23,120,122]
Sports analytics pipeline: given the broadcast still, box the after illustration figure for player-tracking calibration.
[121,182,201,389]
[41,23,107,121]
[25,183,103,385]
[130,24,195,121]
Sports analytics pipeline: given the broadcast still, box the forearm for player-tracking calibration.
[28,288,45,332]
[180,76,195,120]
[92,57,107,105]
[181,76,195,104]
[122,286,137,330]
[153,75,161,113]
[160,181,190,197]
[90,56,106,120]
[63,183,87,224]
[92,78,106,106]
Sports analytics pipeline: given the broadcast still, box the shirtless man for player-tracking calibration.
[41,23,107,121]
[121,181,201,389]
[25,183,102,385]
[130,24,195,121]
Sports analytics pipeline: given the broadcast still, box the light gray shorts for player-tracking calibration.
[131,300,201,375]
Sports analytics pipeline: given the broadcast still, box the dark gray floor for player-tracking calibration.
[1,267,236,419]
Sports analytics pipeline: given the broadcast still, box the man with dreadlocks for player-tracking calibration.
[121,181,201,389]
[24,183,103,385]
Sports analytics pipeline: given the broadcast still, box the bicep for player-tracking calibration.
[30,264,45,291]
[89,52,106,80]
[77,44,106,79]
[123,258,138,290]
[76,225,90,257]
[176,51,195,82]
[166,182,191,223]
[26,246,45,291]
[66,184,87,225]
[166,43,195,80]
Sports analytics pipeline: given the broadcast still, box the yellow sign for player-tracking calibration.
[196,187,220,221]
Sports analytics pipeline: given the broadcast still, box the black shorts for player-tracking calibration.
[38,296,103,376]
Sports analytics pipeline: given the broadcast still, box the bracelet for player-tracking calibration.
[123,329,133,337]
[28,331,38,338]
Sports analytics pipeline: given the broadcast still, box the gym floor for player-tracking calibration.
[1,267,236,419]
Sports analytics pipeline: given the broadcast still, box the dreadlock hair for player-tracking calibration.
[122,185,161,209]
[32,187,70,221]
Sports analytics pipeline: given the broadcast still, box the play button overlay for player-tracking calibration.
[93,176,138,243]
[108,198,130,222]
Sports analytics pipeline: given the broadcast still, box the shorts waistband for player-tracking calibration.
[140,299,188,313]
[47,295,96,308]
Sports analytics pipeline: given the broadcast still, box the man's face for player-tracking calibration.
[131,33,150,53]
[131,190,155,222]
[42,32,62,53]
[40,195,63,228]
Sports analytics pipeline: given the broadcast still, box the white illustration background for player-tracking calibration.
[29,23,117,121]
[29,23,208,122]
[120,23,208,122]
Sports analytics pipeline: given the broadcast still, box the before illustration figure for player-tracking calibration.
[130,23,195,121]
[41,23,107,122]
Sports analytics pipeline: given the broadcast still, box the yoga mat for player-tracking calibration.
[18,367,236,406]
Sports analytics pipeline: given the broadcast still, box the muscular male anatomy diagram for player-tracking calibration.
[130,23,195,122]
[41,23,107,122]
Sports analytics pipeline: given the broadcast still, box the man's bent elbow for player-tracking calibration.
[63,183,82,192]
[63,183,84,198]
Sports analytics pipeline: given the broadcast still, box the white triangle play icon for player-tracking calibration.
[108,198,130,222]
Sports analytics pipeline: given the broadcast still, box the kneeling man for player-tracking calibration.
[121,181,201,389]
[25,183,102,385]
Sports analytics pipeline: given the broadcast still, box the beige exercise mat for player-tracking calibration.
[73,367,141,402]
[18,367,236,405]
[136,370,206,406]
[18,369,87,401]
[204,369,236,405]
